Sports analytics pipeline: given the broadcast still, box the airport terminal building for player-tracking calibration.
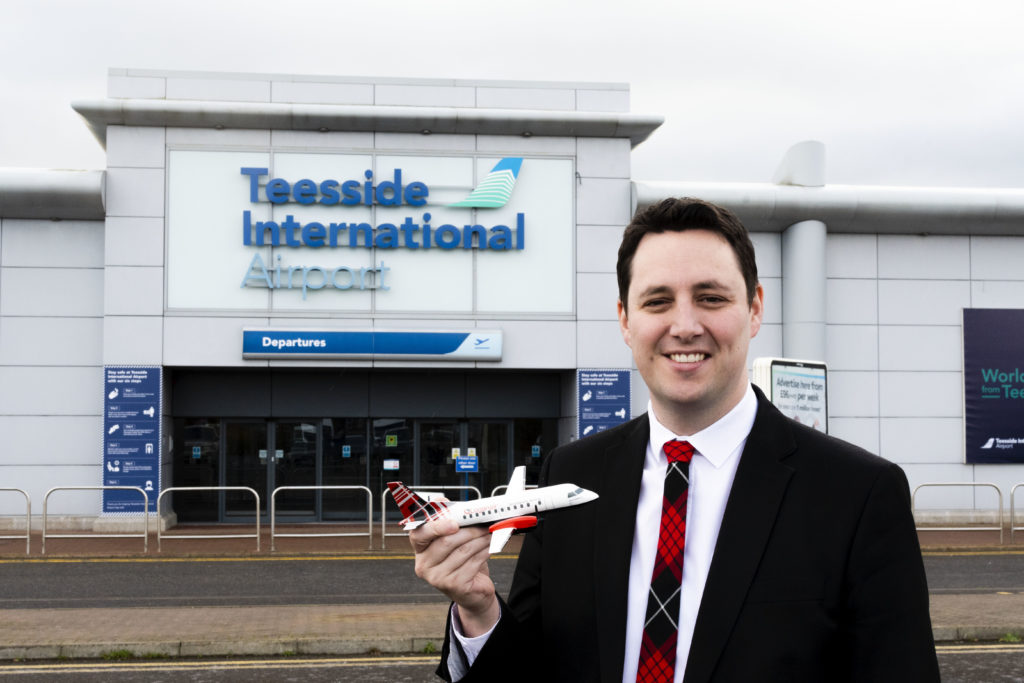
[1,68,1023,529]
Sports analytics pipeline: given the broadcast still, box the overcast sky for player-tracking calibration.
[2,0,1022,188]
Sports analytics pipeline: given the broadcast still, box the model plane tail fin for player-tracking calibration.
[387,481,449,527]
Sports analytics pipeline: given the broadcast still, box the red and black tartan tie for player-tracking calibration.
[636,439,695,683]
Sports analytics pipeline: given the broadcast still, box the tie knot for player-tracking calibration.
[664,439,694,464]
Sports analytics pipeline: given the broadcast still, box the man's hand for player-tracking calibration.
[409,518,501,637]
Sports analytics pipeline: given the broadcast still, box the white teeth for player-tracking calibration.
[670,353,706,363]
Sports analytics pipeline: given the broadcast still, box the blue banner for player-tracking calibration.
[103,367,161,512]
[964,309,1024,464]
[578,370,631,438]
[242,328,502,361]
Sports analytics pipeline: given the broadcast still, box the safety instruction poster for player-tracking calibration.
[103,366,161,513]
[577,369,631,438]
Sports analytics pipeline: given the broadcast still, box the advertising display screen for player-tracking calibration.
[753,357,828,433]
[964,308,1024,464]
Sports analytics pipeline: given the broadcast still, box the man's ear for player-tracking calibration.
[749,283,764,338]
[617,299,631,347]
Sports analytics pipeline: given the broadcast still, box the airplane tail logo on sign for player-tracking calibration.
[449,157,523,208]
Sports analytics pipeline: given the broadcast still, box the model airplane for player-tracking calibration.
[388,466,599,553]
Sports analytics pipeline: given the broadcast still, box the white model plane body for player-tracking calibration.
[388,466,598,553]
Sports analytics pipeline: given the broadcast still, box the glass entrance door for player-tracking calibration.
[224,420,319,520]
[416,421,511,500]
[224,421,268,518]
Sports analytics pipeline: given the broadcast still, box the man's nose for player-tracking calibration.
[668,302,703,338]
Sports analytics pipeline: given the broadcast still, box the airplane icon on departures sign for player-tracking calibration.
[388,466,598,554]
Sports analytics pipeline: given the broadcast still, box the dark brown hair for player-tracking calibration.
[616,197,759,307]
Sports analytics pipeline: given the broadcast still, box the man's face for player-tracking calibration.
[617,229,763,434]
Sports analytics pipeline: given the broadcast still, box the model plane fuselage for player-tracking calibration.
[388,466,598,553]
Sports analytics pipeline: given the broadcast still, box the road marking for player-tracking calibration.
[923,550,1024,557]
[936,643,1024,654]
[0,655,438,675]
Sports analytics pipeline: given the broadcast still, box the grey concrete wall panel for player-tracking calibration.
[577,138,631,178]
[475,134,575,155]
[171,370,272,416]
[825,279,877,325]
[103,266,163,315]
[879,372,963,418]
[465,372,561,418]
[970,236,1024,280]
[106,126,166,168]
[578,178,631,227]
[0,268,103,317]
[881,417,964,464]
[0,367,102,415]
[971,280,1024,307]
[270,370,370,417]
[577,273,618,321]
[577,89,629,113]
[750,232,782,278]
[369,372,465,417]
[878,280,970,325]
[826,234,877,278]
[105,168,164,218]
[825,325,878,371]
[827,371,879,418]
[576,320,632,368]
[1,219,104,267]
[879,234,971,279]
[748,323,782,367]
[903,463,977,509]
[103,316,162,365]
[493,320,576,369]
[577,225,624,274]
[166,127,271,147]
[634,181,1024,235]
[72,99,663,148]
[0,415,102,466]
[0,466,102,515]
[167,76,271,102]
[0,170,105,220]
[476,87,576,111]
[269,130,374,149]
[879,326,962,371]
[374,132,476,152]
[0,317,102,366]
[104,217,163,266]
[271,81,374,106]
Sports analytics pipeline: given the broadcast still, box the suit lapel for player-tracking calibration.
[683,390,796,683]
[594,415,650,682]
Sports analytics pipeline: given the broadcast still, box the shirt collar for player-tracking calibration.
[647,384,758,469]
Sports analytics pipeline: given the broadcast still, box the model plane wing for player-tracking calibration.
[489,526,514,553]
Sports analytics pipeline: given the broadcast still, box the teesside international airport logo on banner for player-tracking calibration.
[238,158,525,299]
[964,308,1024,464]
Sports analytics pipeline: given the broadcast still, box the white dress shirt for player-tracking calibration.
[622,386,757,683]
[450,385,758,682]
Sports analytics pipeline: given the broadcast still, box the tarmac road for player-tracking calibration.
[0,552,1017,610]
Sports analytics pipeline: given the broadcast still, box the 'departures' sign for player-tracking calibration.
[964,308,1024,464]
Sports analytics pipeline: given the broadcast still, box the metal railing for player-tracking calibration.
[380,485,482,550]
[912,483,1004,545]
[0,488,31,555]
[42,486,148,554]
[1012,483,1024,545]
[156,487,260,552]
[270,486,373,551]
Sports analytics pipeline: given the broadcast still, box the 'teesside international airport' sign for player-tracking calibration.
[238,160,526,299]
[165,152,574,314]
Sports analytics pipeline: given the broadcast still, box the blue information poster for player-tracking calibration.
[577,370,631,439]
[103,366,161,512]
[964,309,1024,464]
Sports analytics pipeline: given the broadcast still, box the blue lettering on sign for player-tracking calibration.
[236,162,528,299]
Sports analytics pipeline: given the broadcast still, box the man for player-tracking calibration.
[410,197,940,682]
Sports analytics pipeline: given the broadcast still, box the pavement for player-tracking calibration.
[0,526,1022,662]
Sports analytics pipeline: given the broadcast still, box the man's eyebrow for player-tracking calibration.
[693,279,735,293]
[635,285,674,299]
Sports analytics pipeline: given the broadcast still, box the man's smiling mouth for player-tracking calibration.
[669,353,707,363]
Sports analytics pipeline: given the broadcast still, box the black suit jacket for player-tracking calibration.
[441,387,939,682]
